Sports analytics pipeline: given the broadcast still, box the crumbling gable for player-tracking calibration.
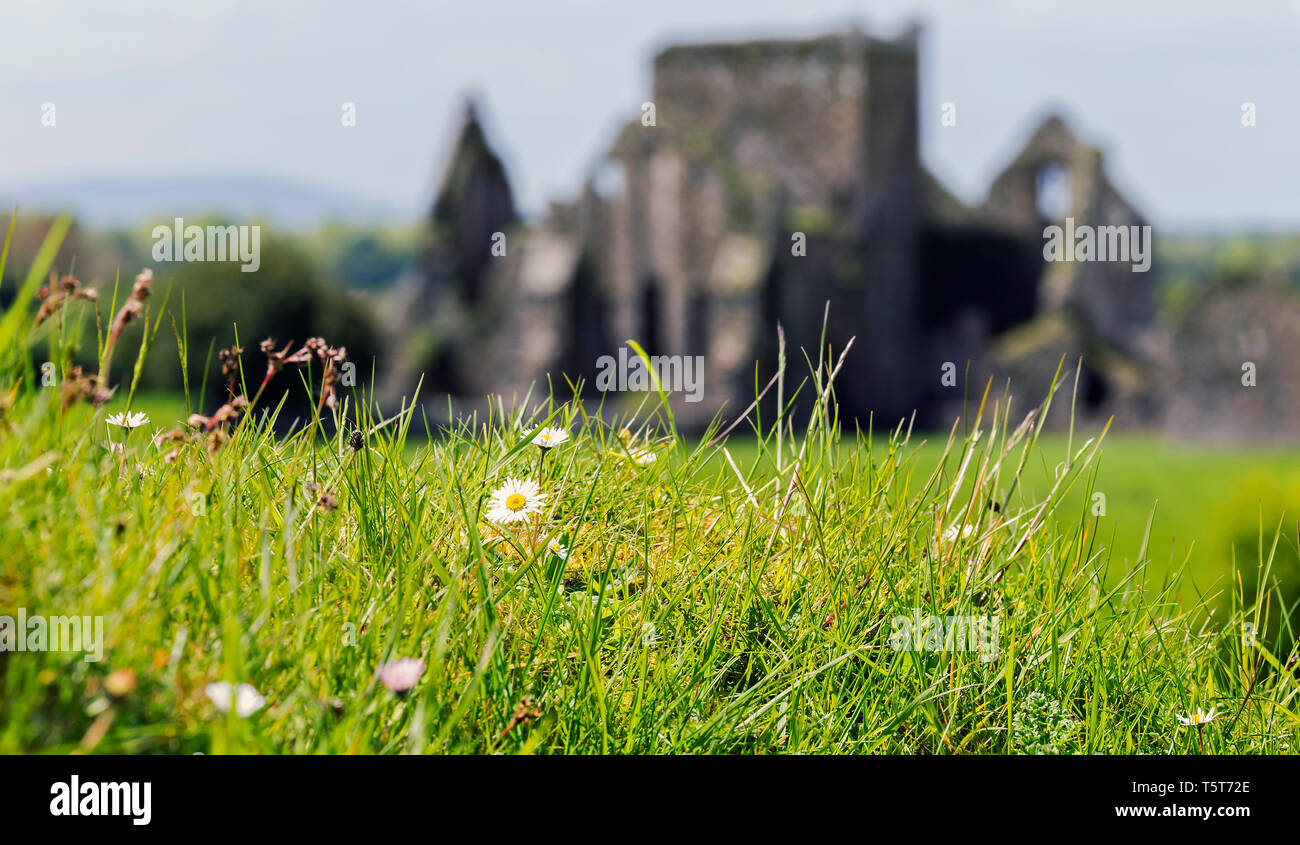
[921,115,1165,429]
[384,100,521,400]
[426,100,518,307]
[982,115,1156,352]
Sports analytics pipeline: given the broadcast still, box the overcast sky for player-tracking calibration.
[2,0,1297,231]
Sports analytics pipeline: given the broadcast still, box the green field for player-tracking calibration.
[865,433,1300,604]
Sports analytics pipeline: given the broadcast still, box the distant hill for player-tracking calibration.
[0,174,413,230]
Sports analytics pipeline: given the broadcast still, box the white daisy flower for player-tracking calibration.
[205,681,266,717]
[485,477,545,524]
[106,411,150,430]
[1176,707,1219,727]
[547,537,569,561]
[531,426,570,450]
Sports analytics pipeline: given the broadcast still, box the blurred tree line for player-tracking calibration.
[3,215,420,411]
[1158,233,1300,315]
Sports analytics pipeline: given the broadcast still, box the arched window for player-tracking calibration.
[1035,162,1072,221]
[592,160,626,201]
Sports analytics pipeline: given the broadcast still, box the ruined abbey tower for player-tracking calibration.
[386,26,1157,430]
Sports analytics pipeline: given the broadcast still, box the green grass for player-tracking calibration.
[2,216,1299,755]
[718,432,1300,615]
[117,393,1300,606]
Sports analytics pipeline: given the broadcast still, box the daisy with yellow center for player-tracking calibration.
[547,536,569,561]
[486,477,545,524]
[1176,707,1219,727]
[531,426,570,450]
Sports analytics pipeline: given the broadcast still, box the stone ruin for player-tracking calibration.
[1163,276,1300,442]
[384,26,1170,433]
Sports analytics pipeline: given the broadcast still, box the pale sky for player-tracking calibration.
[2,0,1298,231]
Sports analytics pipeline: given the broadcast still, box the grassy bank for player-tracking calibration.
[3,367,1299,753]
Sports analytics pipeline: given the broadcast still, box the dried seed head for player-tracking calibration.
[132,268,153,298]
[59,367,113,410]
[260,337,308,377]
[118,298,143,327]
[208,397,247,428]
[219,345,243,380]
[153,427,185,447]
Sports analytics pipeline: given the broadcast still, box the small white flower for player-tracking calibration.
[547,537,569,561]
[376,658,425,693]
[531,426,570,450]
[623,447,658,465]
[106,411,150,430]
[485,477,545,524]
[205,681,266,717]
[941,524,974,543]
[1176,707,1219,727]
